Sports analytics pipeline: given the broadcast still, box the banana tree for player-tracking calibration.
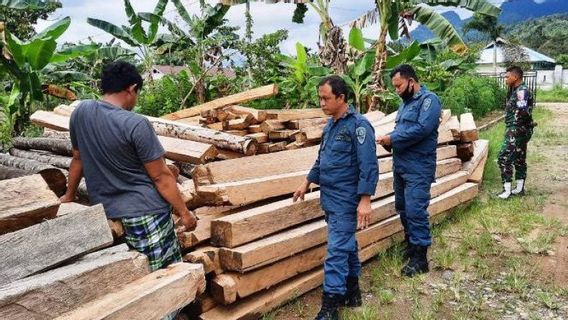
[0,16,96,134]
[0,0,49,9]
[349,0,500,110]
[139,0,232,104]
[87,0,168,74]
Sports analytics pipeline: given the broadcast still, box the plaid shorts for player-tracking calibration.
[121,211,182,272]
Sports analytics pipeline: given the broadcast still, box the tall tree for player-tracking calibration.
[350,0,501,110]
[0,0,61,40]
[463,12,504,73]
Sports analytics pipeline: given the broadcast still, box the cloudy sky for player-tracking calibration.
[35,0,510,54]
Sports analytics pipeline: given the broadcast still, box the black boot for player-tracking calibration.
[314,292,342,320]
[403,235,414,260]
[401,245,429,277]
[344,276,362,307]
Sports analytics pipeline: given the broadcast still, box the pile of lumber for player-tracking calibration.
[0,176,206,319]
[9,87,491,319]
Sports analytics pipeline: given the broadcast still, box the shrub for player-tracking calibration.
[135,72,194,117]
[536,86,568,103]
[440,75,506,119]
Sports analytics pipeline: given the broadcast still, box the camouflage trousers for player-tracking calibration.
[498,126,533,183]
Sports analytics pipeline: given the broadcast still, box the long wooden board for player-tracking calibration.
[265,108,326,121]
[55,263,205,320]
[468,148,489,183]
[0,204,113,285]
[162,84,278,120]
[459,112,479,142]
[201,183,479,319]
[462,139,489,176]
[29,111,221,162]
[0,174,60,234]
[0,246,150,320]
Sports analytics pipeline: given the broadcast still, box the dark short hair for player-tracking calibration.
[318,75,349,102]
[101,61,143,94]
[390,64,419,81]
[506,65,523,78]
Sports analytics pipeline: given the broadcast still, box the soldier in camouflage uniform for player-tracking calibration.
[497,66,535,199]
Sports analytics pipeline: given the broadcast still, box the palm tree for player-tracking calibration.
[350,0,501,110]
[463,12,504,74]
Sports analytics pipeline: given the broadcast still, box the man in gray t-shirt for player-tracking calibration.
[60,61,196,275]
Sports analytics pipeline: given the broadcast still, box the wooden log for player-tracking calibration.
[184,246,222,275]
[200,117,219,125]
[205,183,480,318]
[456,142,474,162]
[265,108,326,121]
[267,141,287,152]
[294,124,324,143]
[178,206,237,249]
[149,117,258,156]
[9,148,71,169]
[197,170,311,206]
[257,143,270,154]
[286,118,328,130]
[216,149,246,160]
[468,149,488,183]
[462,139,489,176]
[176,116,203,126]
[192,146,319,185]
[12,136,72,156]
[53,104,75,117]
[224,130,249,137]
[0,164,28,180]
[285,141,304,150]
[0,204,113,286]
[0,174,60,235]
[206,122,224,131]
[55,263,206,320]
[260,120,287,134]
[268,130,298,140]
[30,110,70,131]
[227,106,267,124]
[459,112,479,142]
[248,124,262,133]
[158,136,217,164]
[446,115,461,141]
[364,110,386,123]
[223,114,254,130]
[245,132,269,144]
[42,128,71,139]
[162,84,278,120]
[0,154,67,196]
[56,202,87,216]
[0,246,150,320]
[210,274,238,305]
[199,268,324,320]
[440,109,451,126]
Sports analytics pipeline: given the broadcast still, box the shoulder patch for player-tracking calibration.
[356,127,366,145]
[423,98,432,111]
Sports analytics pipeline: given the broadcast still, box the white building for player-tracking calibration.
[476,38,567,89]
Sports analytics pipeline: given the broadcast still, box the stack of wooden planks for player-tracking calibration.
[8,87,491,319]
[0,176,206,320]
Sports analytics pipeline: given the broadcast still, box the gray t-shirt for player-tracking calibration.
[69,100,170,219]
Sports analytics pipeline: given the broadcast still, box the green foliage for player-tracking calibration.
[506,14,568,60]
[556,54,568,68]
[136,71,193,117]
[278,42,330,109]
[0,0,61,40]
[238,30,288,88]
[536,86,568,103]
[292,3,308,24]
[440,74,506,119]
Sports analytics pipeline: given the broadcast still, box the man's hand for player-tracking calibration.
[59,192,75,203]
[178,209,198,232]
[357,196,372,230]
[293,180,310,202]
[376,135,391,146]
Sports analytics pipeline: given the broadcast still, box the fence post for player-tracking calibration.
[554,65,564,89]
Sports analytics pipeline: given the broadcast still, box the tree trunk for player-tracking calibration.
[0,154,67,196]
[0,165,28,180]
[369,25,389,111]
[318,26,347,75]
[148,117,258,156]
[12,137,72,156]
[9,148,71,169]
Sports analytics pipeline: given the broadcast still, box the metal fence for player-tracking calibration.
[478,71,538,101]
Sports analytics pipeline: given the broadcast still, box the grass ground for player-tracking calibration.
[268,103,568,320]
[537,87,568,103]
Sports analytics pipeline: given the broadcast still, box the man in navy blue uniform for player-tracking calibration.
[376,64,441,277]
[294,76,379,320]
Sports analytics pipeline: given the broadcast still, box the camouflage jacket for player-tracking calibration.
[505,83,534,129]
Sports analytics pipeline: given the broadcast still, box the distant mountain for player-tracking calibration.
[411,0,568,43]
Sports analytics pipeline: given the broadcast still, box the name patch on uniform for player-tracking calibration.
[356,127,366,144]
[423,98,432,111]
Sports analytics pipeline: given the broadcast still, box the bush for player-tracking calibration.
[536,86,568,103]
[135,72,194,117]
[440,75,506,119]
